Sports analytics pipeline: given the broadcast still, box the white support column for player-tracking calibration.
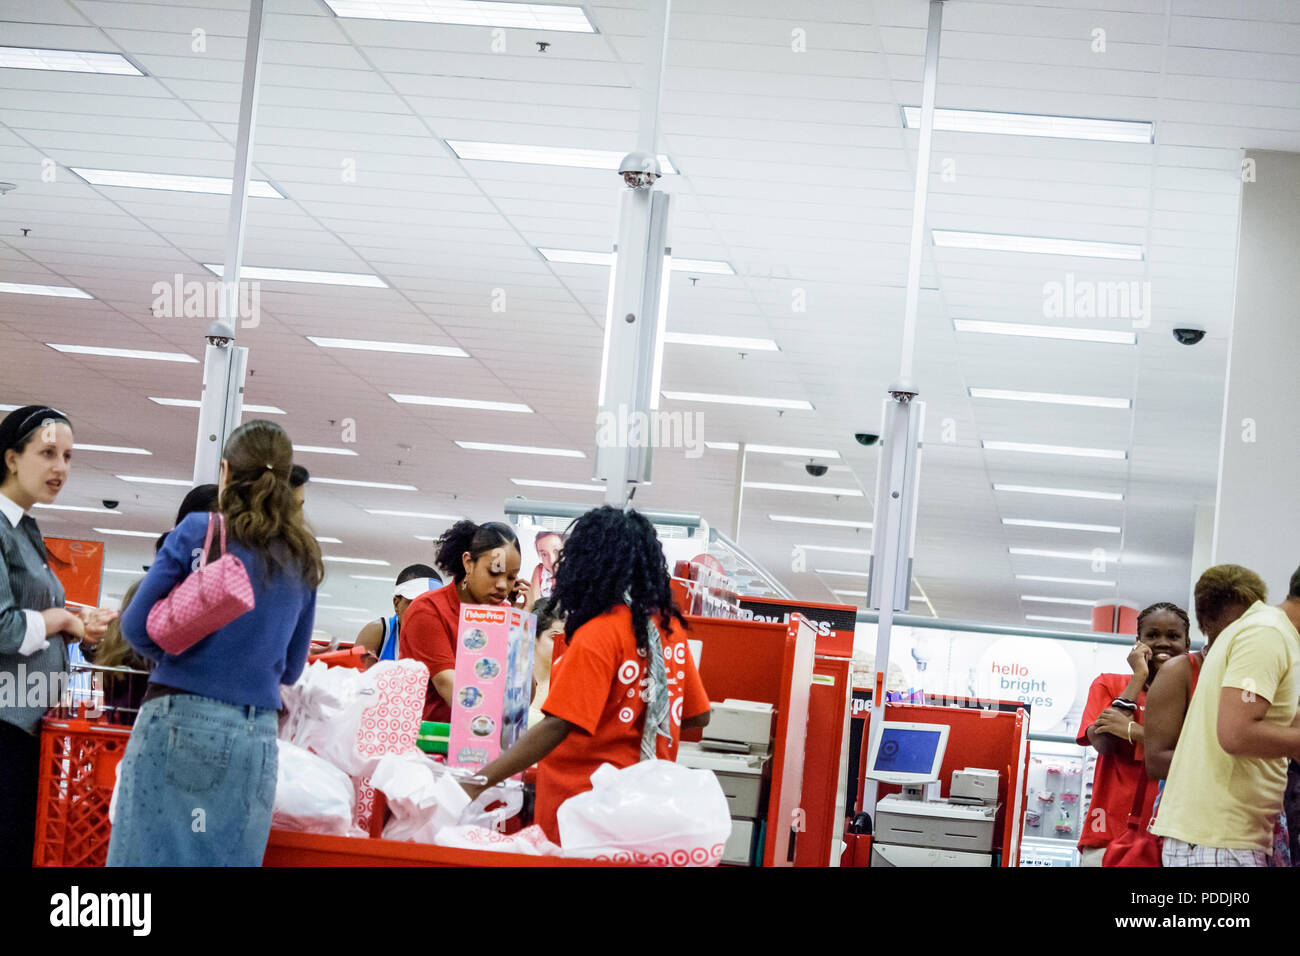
[1212,149,1300,599]
[730,442,747,541]
[193,0,265,484]
[594,0,673,507]
[864,0,946,815]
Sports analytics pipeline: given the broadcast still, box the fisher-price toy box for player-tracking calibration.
[448,605,536,773]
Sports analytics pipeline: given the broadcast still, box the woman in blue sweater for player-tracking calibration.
[107,420,322,867]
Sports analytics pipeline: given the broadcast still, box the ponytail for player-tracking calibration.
[219,420,324,588]
[434,520,519,582]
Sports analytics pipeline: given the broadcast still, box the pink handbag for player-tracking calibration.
[146,512,255,655]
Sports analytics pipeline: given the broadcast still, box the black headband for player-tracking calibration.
[0,405,71,455]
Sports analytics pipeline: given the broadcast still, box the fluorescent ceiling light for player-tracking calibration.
[664,333,778,351]
[901,106,1153,143]
[769,515,872,529]
[35,503,122,514]
[413,535,438,542]
[455,441,585,458]
[1026,615,1093,626]
[933,230,1143,261]
[310,477,418,490]
[390,394,532,414]
[1010,547,1116,562]
[452,144,673,173]
[970,388,1131,410]
[365,509,463,520]
[326,2,596,33]
[307,336,467,358]
[349,574,396,582]
[71,168,283,199]
[150,397,286,415]
[0,281,92,299]
[662,391,813,411]
[48,344,196,363]
[0,46,143,75]
[315,536,342,544]
[707,443,841,459]
[317,604,371,612]
[74,444,151,456]
[745,481,863,497]
[93,528,162,539]
[816,569,869,578]
[797,544,870,555]
[322,555,391,566]
[1021,595,1096,607]
[953,319,1135,346]
[292,445,358,457]
[1003,518,1121,534]
[1016,574,1115,587]
[832,589,869,597]
[104,568,144,575]
[116,475,192,487]
[994,483,1123,501]
[205,264,387,288]
[510,479,604,494]
[983,440,1127,460]
[538,248,731,274]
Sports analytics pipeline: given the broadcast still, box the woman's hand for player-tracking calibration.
[78,607,118,646]
[42,607,85,641]
[1094,706,1136,741]
[1126,641,1151,682]
[512,580,536,613]
[460,780,487,802]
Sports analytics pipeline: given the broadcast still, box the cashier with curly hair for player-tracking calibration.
[465,506,711,844]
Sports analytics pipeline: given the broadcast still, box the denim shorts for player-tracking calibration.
[106,693,279,867]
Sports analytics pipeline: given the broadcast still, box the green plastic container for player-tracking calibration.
[417,720,450,755]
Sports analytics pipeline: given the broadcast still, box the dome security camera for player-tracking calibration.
[617,150,660,190]
[805,462,829,478]
[854,433,879,447]
[1172,327,1206,346]
[102,500,119,510]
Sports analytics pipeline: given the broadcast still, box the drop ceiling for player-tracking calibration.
[2,0,1294,638]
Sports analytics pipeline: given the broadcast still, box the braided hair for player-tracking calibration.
[551,506,687,652]
[1136,601,1190,640]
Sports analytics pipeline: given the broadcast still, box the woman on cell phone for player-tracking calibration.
[107,420,321,867]
[400,520,534,723]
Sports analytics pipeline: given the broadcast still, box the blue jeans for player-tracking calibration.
[107,693,278,867]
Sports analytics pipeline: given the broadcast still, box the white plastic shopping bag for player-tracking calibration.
[556,760,731,865]
[370,752,471,844]
[271,739,360,837]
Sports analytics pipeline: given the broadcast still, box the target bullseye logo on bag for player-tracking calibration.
[975,637,1076,732]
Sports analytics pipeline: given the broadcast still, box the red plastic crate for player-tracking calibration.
[33,712,131,867]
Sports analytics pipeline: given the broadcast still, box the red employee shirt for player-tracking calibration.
[1076,673,1159,850]
[534,605,709,844]
[399,582,463,723]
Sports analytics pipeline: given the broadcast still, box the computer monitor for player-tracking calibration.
[864,721,949,786]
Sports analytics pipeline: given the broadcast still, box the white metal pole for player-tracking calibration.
[899,0,944,384]
[730,442,747,541]
[597,0,673,507]
[193,0,265,484]
[864,0,946,817]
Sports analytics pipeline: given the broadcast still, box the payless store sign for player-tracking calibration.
[975,637,1076,733]
[736,597,856,658]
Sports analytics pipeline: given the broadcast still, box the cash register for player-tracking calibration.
[866,721,1001,867]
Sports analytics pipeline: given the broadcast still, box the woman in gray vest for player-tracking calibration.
[0,406,115,865]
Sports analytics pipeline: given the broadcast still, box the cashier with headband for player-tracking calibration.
[355,563,441,662]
